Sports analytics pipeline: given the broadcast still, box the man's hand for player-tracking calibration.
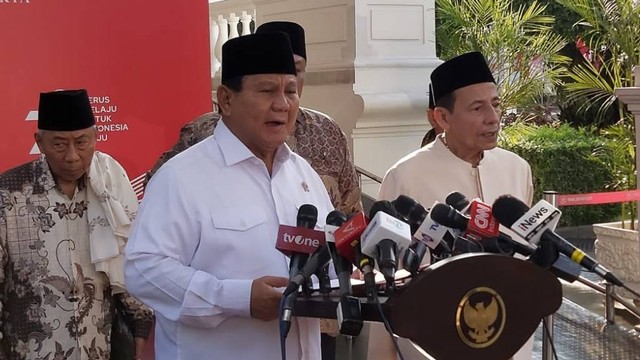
[250,276,289,321]
[134,337,147,360]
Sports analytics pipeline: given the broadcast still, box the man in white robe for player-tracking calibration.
[375,52,534,360]
[124,32,333,360]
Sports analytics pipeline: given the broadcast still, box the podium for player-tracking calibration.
[295,253,562,360]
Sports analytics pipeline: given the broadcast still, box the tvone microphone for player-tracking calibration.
[492,196,623,286]
[277,204,320,337]
[361,201,412,283]
[283,245,330,296]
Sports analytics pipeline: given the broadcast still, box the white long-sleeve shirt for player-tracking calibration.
[125,120,334,360]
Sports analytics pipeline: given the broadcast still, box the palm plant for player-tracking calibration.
[435,0,569,110]
[556,0,640,228]
[555,0,640,125]
[590,121,637,228]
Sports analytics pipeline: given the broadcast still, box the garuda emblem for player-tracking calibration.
[456,287,506,348]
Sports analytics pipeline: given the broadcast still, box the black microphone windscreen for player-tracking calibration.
[369,200,398,219]
[429,203,467,230]
[393,195,418,219]
[445,191,469,211]
[326,210,347,226]
[492,195,529,228]
[297,204,318,228]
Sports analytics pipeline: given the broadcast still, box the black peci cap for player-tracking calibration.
[221,32,296,83]
[430,52,495,104]
[38,89,95,131]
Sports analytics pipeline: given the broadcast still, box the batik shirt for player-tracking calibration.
[0,157,154,360]
[148,108,363,215]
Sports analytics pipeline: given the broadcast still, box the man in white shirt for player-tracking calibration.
[375,52,534,360]
[124,32,333,360]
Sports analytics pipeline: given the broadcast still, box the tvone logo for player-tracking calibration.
[283,233,320,247]
[1,0,30,3]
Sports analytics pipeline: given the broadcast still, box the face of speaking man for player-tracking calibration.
[434,82,501,162]
[218,73,300,160]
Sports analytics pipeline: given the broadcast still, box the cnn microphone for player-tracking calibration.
[277,204,321,337]
[431,202,534,257]
[492,196,623,286]
[361,201,412,284]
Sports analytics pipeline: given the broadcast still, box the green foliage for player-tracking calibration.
[500,123,620,226]
[512,0,582,41]
[589,121,638,228]
[435,0,569,110]
[554,0,640,125]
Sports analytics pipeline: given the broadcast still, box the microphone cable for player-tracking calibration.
[279,296,287,360]
[373,291,406,360]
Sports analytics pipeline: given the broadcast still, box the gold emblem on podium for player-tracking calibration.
[455,287,506,348]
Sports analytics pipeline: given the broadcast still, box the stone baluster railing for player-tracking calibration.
[210,1,256,76]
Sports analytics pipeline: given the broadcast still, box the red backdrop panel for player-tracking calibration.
[0,0,212,186]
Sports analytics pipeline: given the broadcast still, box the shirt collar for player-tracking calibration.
[215,119,293,167]
[435,133,486,167]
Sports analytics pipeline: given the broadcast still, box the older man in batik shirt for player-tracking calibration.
[0,90,154,360]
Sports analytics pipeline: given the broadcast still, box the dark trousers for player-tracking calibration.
[321,333,336,360]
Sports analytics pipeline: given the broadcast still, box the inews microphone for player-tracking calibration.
[430,202,534,257]
[334,212,377,299]
[361,201,412,283]
[492,196,623,286]
[276,204,322,337]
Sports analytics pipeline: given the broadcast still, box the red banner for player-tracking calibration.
[557,190,640,207]
[0,0,212,190]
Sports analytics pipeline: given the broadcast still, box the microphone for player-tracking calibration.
[394,195,452,273]
[445,191,471,213]
[492,196,623,286]
[334,212,377,299]
[276,204,321,337]
[361,201,412,284]
[325,210,352,297]
[431,201,534,257]
[283,245,330,296]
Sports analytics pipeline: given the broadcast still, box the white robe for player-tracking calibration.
[125,121,334,360]
[374,135,534,360]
